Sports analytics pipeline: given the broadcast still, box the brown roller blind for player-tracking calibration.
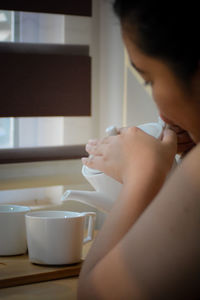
[0,5,92,164]
[0,43,91,117]
[0,145,88,164]
[0,1,92,16]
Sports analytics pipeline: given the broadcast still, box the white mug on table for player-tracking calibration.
[25,210,96,265]
[0,204,30,256]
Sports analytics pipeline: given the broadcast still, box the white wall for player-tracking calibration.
[98,0,124,137]
[63,0,100,144]
[98,1,158,133]
[126,69,158,126]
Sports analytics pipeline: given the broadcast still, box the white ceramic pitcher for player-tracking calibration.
[62,121,176,212]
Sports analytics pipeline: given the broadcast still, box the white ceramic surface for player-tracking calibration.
[137,122,163,139]
[82,165,122,199]
[25,210,96,265]
[63,122,177,212]
[83,122,163,179]
[0,205,30,256]
[80,122,163,209]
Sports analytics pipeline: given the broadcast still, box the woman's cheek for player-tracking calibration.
[151,84,170,113]
[152,84,179,118]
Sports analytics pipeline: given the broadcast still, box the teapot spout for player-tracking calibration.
[61,190,112,213]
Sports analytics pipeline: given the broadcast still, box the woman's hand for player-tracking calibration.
[82,127,177,184]
[168,124,195,157]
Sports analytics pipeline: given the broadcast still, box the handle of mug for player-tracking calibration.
[82,212,96,244]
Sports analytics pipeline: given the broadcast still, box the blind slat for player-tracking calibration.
[0,1,92,16]
[0,43,91,117]
[0,145,88,164]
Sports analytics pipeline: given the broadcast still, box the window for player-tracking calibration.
[0,2,159,228]
[0,9,94,205]
[0,10,14,149]
[0,10,14,41]
[1,10,92,149]
[0,118,14,148]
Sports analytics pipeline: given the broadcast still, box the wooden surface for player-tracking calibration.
[0,278,78,300]
[0,254,82,289]
[0,232,96,295]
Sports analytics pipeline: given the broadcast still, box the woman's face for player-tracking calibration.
[123,30,200,143]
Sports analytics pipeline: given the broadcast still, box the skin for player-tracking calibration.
[122,32,200,144]
[78,29,200,299]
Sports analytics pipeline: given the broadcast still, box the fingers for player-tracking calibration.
[85,136,112,156]
[168,124,185,134]
[176,131,195,153]
[168,124,195,145]
[177,141,195,154]
[87,139,98,145]
[176,131,193,144]
[162,128,177,152]
[85,143,103,156]
[168,124,196,154]
[82,155,103,171]
[162,128,177,142]
[87,136,110,146]
[117,127,129,134]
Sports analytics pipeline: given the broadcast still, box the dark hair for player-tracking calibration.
[113,0,199,83]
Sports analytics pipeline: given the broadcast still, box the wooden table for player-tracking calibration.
[0,277,78,300]
[0,234,95,299]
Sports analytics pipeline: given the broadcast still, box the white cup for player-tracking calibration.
[25,210,96,265]
[0,204,31,256]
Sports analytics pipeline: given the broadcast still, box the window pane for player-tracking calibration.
[0,11,93,149]
[0,118,14,148]
[0,10,13,41]
[0,10,14,148]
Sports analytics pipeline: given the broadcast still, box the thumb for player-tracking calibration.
[162,128,177,152]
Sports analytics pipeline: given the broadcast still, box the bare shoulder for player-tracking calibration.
[179,143,200,186]
[121,144,200,299]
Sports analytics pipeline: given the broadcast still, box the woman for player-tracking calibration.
[78,1,200,299]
